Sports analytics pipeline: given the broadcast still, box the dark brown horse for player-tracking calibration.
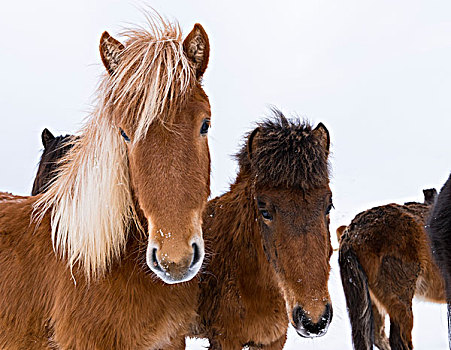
[427,174,451,347]
[31,129,73,195]
[0,15,212,349]
[182,111,333,349]
[338,189,446,350]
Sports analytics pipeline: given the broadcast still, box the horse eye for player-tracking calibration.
[200,119,210,136]
[260,210,273,221]
[120,128,130,142]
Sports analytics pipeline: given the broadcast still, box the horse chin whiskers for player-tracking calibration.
[151,267,198,285]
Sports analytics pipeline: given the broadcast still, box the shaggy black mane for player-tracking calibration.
[237,109,330,190]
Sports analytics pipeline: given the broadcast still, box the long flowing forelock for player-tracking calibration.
[104,16,195,142]
[237,111,330,190]
[34,117,138,280]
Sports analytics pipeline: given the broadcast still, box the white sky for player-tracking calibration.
[0,0,450,348]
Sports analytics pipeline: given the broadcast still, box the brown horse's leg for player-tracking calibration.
[370,256,418,350]
[389,314,413,350]
[386,291,415,349]
[371,303,390,350]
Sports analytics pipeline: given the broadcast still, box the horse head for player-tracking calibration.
[242,111,333,337]
[36,18,211,284]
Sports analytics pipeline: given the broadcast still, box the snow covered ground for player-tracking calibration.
[1,0,450,348]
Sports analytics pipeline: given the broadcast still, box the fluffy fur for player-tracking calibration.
[237,110,329,190]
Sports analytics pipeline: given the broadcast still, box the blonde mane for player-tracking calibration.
[34,15,196,279]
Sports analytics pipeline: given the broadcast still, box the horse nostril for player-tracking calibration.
[325,303,333,320]
[293,303,333,338]
[151,248,164,273]
[322,303,333,327]
[293,306,306,329]
[190,243,201,268]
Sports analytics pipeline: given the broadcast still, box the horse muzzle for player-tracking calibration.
[146,238,204,284]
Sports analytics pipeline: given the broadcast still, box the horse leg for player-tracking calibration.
[370,256,418,350]
[371,302,390,350]
[386,292,415,349]
[389,313,413,350]
[377,298,414,350]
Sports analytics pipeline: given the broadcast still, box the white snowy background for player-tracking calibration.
[1,0,450,349]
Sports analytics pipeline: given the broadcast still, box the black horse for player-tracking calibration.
[427,174,451,347]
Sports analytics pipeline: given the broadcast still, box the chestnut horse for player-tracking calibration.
[31,129,74,196]
[427,174,451,347]
[0,16,212,349]
[185,111,333,349]
[338,189,446,350]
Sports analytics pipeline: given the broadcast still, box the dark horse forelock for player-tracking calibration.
[237,109,330,190]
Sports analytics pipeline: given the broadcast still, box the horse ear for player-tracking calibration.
[99,31,125,76]
[423,188,437,205]
[41,128,55,149]
[336,225,347,243]
[313,123,330,154]
[247,127,260,161]
[183,24,210,80]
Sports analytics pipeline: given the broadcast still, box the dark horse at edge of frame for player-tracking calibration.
[427,174,451,348]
